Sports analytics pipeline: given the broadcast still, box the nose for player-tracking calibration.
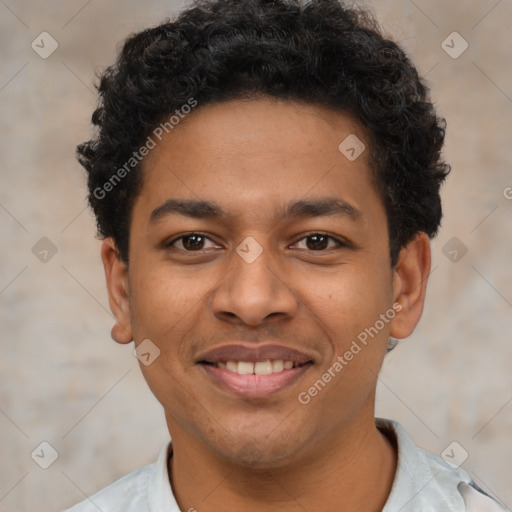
[210,241,298,326]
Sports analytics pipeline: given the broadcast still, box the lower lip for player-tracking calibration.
[200,363,312,398]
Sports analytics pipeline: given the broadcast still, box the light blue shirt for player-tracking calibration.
[64,418,509,511]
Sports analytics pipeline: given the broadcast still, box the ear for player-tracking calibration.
[101,238,133,344]
[389,232,431,339]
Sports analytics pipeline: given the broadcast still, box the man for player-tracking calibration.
[65,0,509,510]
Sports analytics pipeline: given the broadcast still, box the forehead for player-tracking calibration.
[135,97,384,227]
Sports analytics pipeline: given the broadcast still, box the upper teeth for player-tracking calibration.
[216,360,296,375]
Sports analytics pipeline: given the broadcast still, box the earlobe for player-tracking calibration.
[389,232,431,340]
[101,238,133,344]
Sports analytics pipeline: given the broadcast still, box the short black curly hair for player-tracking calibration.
[77,0,450,267]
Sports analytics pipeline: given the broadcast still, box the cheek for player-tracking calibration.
[129,264,194,339]
[128,261,226,355]
[307,264,391,343]
[308,271,392,380]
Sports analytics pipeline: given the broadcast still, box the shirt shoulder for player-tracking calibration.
[418,445,509,511]
[458,481,510,512]
[63,441,180,512]
[378,418,510,512]
[63,463,153,512]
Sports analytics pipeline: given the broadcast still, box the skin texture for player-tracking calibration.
[101,97,431,512]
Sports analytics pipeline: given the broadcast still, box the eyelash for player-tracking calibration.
[166,232,347,252]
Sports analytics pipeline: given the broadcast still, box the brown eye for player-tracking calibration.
[169,233,218,251]
[305,234,329,250]
[294,233,344,251]
[182,234,205,250]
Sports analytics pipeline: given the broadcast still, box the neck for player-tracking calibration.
[168,416,397,512]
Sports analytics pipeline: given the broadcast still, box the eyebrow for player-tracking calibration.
[149,197,361,224]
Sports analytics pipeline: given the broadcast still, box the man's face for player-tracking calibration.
[116,98,402,467]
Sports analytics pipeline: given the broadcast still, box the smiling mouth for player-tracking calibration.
[200,359,308,375]
[197,343,314,397]
[199,358,313,398]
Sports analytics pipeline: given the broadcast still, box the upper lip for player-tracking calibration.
[197,344,313,364]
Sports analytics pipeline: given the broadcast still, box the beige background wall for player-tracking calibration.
[1,0,511,511]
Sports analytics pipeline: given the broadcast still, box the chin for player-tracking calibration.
[210,430,309,470]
